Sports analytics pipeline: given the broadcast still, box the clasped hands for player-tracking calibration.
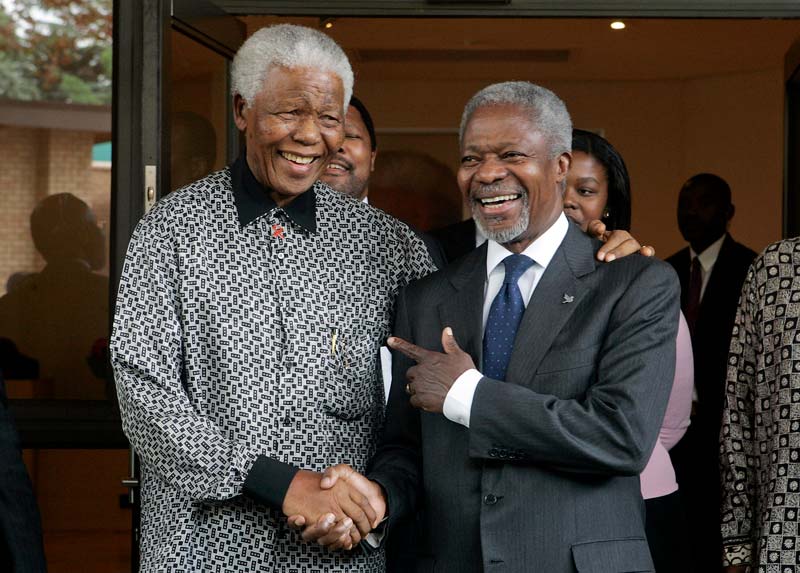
[284,329,474,550]
[283,464,385,551]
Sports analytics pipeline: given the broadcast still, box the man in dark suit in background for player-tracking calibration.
[666,172,757,572]
[0,371,47,573]
[312,81,680,571]
[429,215,477,263]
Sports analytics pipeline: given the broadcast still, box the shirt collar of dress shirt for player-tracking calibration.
[689,233,726,273]
[230,154,317,232]
[485,212,569,277]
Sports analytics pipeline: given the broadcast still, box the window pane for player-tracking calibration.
[0,0,113,401]
[170,29,229,191]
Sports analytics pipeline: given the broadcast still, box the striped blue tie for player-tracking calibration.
[483,254,535,381]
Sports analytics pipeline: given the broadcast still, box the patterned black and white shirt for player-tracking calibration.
[111,156,435,572]
[720,238,800,573]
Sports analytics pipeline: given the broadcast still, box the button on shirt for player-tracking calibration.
[443,213,570,427]
[111,156,435,572]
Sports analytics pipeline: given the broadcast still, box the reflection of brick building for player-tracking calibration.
[0,99,111,296]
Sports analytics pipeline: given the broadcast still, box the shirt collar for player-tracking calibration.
[485,213,569,277]
[230,154,317,232]
[690,233,726,272]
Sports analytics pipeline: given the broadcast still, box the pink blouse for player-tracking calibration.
[640,311,693,499]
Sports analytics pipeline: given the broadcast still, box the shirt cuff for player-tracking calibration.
[363,517,389,551]
[722,541,752,567]
[443,369,482,428]
[242,454,299,509]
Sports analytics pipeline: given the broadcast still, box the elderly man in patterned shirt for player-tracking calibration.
[112,24,434,572]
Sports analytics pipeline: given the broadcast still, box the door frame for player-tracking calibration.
[215,0,800,18]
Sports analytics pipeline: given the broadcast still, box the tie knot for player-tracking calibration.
[502,254,535,284]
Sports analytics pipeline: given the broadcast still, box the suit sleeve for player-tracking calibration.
[468,261,680,476]
[367,286,423,528]
[0,376,46,573]
[111,207,296,508]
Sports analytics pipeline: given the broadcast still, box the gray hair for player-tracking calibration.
[231,24,354,112]
[459,81,572,158]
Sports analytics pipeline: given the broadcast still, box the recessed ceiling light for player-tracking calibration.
[610,21,626,30]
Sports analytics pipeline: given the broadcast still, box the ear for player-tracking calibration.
[555,151,571,182]
[727,203,735,222]
[369,149,377,173]
[233,94,248,132]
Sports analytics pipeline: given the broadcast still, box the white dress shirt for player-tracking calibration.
[689,233,725,302]
[443,213,569,427]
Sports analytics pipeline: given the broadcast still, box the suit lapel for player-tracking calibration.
[439,242,487,366]
[505,224,596,383]
[700,234,733,305]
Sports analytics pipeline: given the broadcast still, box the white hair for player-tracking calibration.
[231,24,353,112]
[459,81,572,158]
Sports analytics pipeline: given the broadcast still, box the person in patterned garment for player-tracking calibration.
[111,24,435,572]
[720,239,799,573]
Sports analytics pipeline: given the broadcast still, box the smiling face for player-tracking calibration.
[563,150,609,232]
[320,104,376,200]
[233,65,345,206]
[457,103,570,253]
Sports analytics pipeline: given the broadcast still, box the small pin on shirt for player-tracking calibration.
[562,293,574,304]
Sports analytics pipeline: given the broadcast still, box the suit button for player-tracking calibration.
[488,448,498,457]
[483,494,498,505]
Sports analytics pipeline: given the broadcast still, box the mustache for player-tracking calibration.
[328,154,353,170]
[469,182,526,199]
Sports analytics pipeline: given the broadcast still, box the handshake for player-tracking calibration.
[282,464,386,551]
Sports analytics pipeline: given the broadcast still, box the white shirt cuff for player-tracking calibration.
[364,517,388,548]
[443,369,482,428]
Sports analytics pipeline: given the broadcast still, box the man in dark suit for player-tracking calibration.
[665,173,756,572]
[306,81,680,571]
[0,371,47,573]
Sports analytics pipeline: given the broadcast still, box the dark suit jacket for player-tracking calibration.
[417,230,448,271]
[665,234,756,433]
[0,373,47,573]
[370,223,680,573]
[429,218,476,264]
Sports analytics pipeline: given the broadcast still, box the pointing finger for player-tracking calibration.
[387,336,431,363]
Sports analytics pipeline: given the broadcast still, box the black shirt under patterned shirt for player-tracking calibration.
[720,238,800,573]
[111,156,435,572]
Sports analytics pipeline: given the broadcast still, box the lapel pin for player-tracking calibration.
[271,224,285,239]
[562,293,574,304]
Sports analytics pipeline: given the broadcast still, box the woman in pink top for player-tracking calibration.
[564,129,693,573]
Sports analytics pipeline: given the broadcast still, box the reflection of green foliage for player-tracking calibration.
[0,50,41,100]
[1,0,112,105]
[59,72,102,105]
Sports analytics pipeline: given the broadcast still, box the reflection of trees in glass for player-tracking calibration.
[0,0,111,104]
